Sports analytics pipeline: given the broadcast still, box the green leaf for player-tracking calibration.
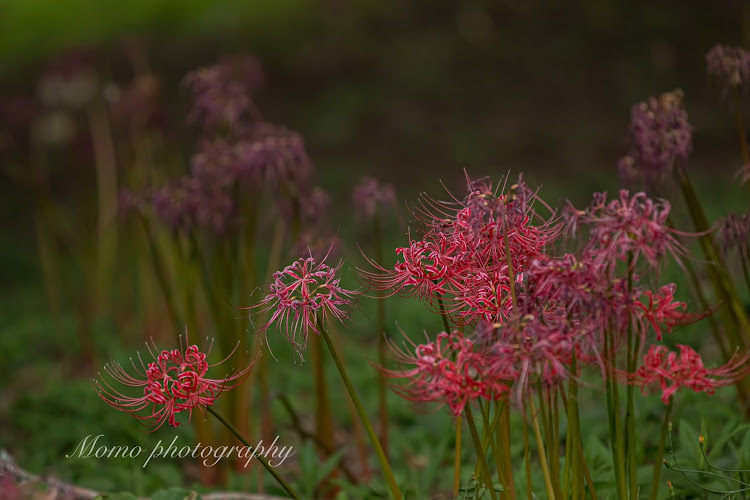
[707,419,742,463]
[315,447,347,484]
[678,419,702,466]
[740,429,750,469]
[297,441,317,497]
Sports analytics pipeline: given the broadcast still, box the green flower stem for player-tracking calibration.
[317,320,403,499]
[258,218,287,442]
[666,215,731,359]
[482,400,505,494]
[604,328,628,500]
[87,101,119,316]
[499,401,517,500]
[437,295,452,333]
[373,211,390,459]
[675,162,750,343]
[502,216,518,310]
[741,249,750,299]
[464,404,498,500]
[626,259,639,500]
[731,85,750,167]
[522,419,532,500]
[528,395,556,500]
[454,415,463,498]
[138,214,181,331]
[649,400,673,500]
[206,406,301,499]
[312,333,335,454]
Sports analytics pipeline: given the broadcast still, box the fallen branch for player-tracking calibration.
[0,449,302,500]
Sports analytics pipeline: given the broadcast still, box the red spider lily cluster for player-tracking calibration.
[382,330,510,416]
[245,253,359,360]
[365,173,749,414]
[361,174,560,324]
[93,334,255,430]
[629,344,750,404]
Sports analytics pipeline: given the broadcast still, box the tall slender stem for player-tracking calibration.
[206,406,301,499]
[731,85,750,166]
[522,419,532,500]
[604,326,628,500]
[465,404,498,500]
[454,415,463,497]
[528,395,556,500]
[317,319,402,499]
[373,211,390,459]
[626,257,639,500]
[649,401,673,500]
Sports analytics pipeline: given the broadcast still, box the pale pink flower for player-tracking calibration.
[566,190,688,271]
[246,254,359,360]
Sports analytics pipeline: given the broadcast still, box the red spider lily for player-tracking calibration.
[478,314,582,408]
[93,333,255,431]
[244,253,359,360]
[632,284,708,340]
[382,330,511,416]
[629,344,750,404]
[566,190,689,272]
[523,254,635,361]
[359,173,560,325]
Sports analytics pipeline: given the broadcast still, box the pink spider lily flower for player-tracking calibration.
[382,330,511,416]
[93,333,255,431]
[359,172,560,325]
[477,315,581,408]
[566,190,690,272]
[523,254,633,358]
[629,344,750,404]
[632,284,709,341]
[245,253,359,360]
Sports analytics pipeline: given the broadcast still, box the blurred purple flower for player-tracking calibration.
[565,189,688,271]
[234,123,313,187]
[706,44,750,94]
[717,211,750,255]
[152,176,200,232]
[107,73,164,130]
[118,187,150,218]
[623,89,692,186]
[193,183,235,235]
[191,138,238,189]
[294,231,342,263]
[352,176,397,219]
[37,47,100,109]
[183,54,265,132]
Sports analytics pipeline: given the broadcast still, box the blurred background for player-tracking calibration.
[1,0,749,497]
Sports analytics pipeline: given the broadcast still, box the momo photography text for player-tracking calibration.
[65,434,296,468]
